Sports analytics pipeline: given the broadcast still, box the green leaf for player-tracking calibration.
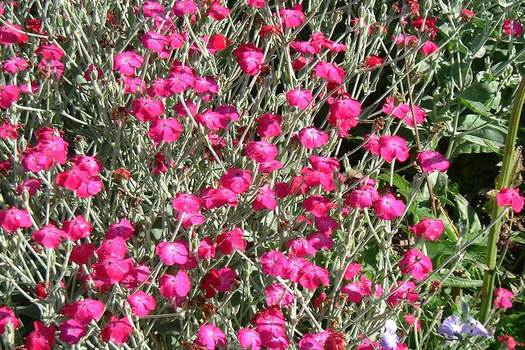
[456,82,495,103]
[441,275,484,288]
[451,193,483,242]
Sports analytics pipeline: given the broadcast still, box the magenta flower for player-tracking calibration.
[0,85,20,109]
[247,0,265,8]
[378,135,409,162]
[172,193,200,213]
[195,324,227,350]
[286,88,313,110]
[69,243,95,265]
[417,151,449,173]
[259,250,289,277]
[344,262,362,280]
[298,127,329,149]
[0,306,19,334]
[238,328,261,350]
[58,319,86,345]
[314,61,345,84]
[171,1,198,16]
[25,321,56,350]
[106,218,134,241]
[159,271,191,299]
[156,241,189,265]
[93,257,133,285]
[252,184,278,211]
[194,110,230,131]
[132,98,165,122]
[216,227,247,254]
[346,185,380,209]
[17,178,42,197]
[35,44,65,60]
[387,281,419,307]
[496,188,524,213]
[127,291,156,317]
[298,263,330,290]
[207,1,231,21]
[148,118,183,145]
[410,218,445,241]
[38,59,65,79]
[113,51,144,76]
[494,288,515,308]
[245,140,278,163]
[373,194,405,220]
[221,167,252,194]
[61,215,92,242]
[287,237,316,258]
[33,223,67,249]
[503,19,524,36]
[2,56,28,74]
[257,113,282,138]
[303,195,336,217]
[420,41,439,56]
[198,237,216,259]
[60,298,105,325]
[234,43,265,75]
[399,249,433,281]
[100,316,133,346]
[141,30,168,52]
[0,207,32,232]
[280,4,306,29]
[265,283,294,308]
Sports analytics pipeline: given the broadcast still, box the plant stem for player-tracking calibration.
[479,75,525,322]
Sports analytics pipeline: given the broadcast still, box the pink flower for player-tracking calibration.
[195,324,227,350]
[279,4,306,29]
[17,178,41,197]
[344,262,362,280]
[419,41,439,56]
[247,0,265,8]
[200,187,239,210]
[303,195,336,217]
[286,88,313,110]
[2,56,28,73]
[503,19,524,37]
[62,215,93,241]
[314,61,345,84]
[0,85,20,109]
[141,30,168,52]
[417,151,449,173]
[0,306,19,334]
[373,194,405,220]
[287,237,316,258]
[199,237,216,259]
[0,22,29,45]
[38,59,65,79]
[298,263,330,289]
[0,207,32,232]
[346,185,380,209]
[298,127,329,149]
[127,291,156,317]
[142,1,164,17]
[35,44,65,60]
[58,319,86,345]
[399,249,433,281]
[259,250,289,277]
[25,321,56,350]
[207,1,231,21]
[92,257,133,285]
[132,98,165,122]
[159,271,191,299]
[172,193,200,213]
[238,328,261,350]
[60,298,104,325]
[234,43,265,75]
[69,243,95,265]
[265,283,294,308]
[245,140,278,162]
[257,113,282,138]
[100,316,133,346]
[221,167,252,193]
[106,218,134,241]
[0,120,22,140]
[148,118,183,145]
[113,51,144,76]
[494,288,515,308]
[171,1,198,16]
[252,184,278,210]
[363,134,380,155]
[156,241,189,265]
[410,218,444,241]
[217,227,246,254]
[496,188,524,213]
[33,224,67,249]
[387,281,419,307]
[378,135,409,162]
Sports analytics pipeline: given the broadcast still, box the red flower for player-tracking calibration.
[100,316,133,346]
[496,188,524,213]
[0,306,19,334]
[217,227,247,254]
[257,113,282,138]
[58,319,86,345]
[0,207,32,232]
[234,43,265,75]
[494,288,515,308]
[221,167,252,194]
[410,218,444,241]
[132,97,165,122]
[62,215,93,241]
[141,30,168,52]
[362,55,384,68]
[25,321,56,350]
[303,195,336,217]
[399,249,433,281]
[252,184,278,210]
[207,1,231,21]
[0,85,20,109]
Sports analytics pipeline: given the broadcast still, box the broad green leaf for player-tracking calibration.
[441,276,484,288]
[451,193,483,242]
